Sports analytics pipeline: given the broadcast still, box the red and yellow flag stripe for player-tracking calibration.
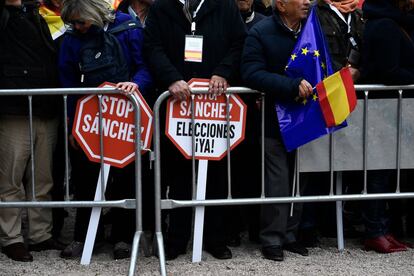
[316,68,357,127]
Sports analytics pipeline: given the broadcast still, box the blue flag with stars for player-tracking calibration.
[276,7,346,152]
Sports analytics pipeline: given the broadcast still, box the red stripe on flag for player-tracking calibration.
[316,82,336,128]
[339,68,357,112]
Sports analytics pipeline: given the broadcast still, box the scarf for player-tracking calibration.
[325,0,359,13]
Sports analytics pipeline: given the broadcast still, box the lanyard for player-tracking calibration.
[182,0,205,34]
[329,4,352,33]
[245,11,255,24]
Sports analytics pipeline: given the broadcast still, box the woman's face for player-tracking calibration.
[68,17,92,34]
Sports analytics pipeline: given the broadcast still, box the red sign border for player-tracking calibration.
[165,79,247,161]
[72,82,153,168]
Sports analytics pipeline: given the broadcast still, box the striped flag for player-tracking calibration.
[316,68,357,127]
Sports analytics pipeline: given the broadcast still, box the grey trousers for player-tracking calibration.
[260,137,303,247]
[0,116,58,246]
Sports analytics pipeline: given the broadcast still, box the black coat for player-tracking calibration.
[143,0,247,92]
[241,12,303,139]
[0,4,59,118]
[316,2,364,71]
[362,0,414,85]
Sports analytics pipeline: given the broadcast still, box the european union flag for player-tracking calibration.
[276,6,346,152]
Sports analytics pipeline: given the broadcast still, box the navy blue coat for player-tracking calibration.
[241,12,303,139]
[362,0,414,85]
[59,11,152,125]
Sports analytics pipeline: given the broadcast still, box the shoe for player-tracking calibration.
[226,235,241,247]
[299,228,321,248]
[284,242,309,256]
[164,246,186,260]
[2,243,33,262]
[262,245,284,261]
[60,241,84,259]
[364,235,407,253]
[29,238,66,252]
[113,242,131,260]
[204,245,232,259]
[385,234,413,249]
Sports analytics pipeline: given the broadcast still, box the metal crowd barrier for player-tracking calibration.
[153,85,414,276]
[0,87,145,276]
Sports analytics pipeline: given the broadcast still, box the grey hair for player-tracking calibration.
[61,0,115,28]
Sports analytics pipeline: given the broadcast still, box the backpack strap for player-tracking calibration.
[108,19,139,34]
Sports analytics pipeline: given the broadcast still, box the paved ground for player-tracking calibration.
[1,208,413,275]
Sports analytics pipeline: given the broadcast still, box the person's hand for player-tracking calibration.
[209,75,228,95]
[299,79,313,98]
[69,135,80,150]
[116,81,139,95]
[348,67,360,82]
[168,80,191,101]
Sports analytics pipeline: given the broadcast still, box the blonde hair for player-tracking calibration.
[61,0,115,28]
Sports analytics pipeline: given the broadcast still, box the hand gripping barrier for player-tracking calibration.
[0,87,146,276]
[153,85,414,276]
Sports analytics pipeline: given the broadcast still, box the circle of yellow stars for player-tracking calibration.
[285,47,328,105]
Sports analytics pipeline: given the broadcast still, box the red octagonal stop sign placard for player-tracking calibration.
[166,79,246,161]
[72,82,153,168]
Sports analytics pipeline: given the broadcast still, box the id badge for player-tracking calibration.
[184,35,203,63]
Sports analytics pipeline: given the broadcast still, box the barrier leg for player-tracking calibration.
[128,231,143,276]
[335,172,345,252]
[156,232,167,276]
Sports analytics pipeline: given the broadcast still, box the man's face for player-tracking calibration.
[278,0,310,22]
[236,0,254,13]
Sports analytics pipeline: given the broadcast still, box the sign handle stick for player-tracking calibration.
[81,163,111,265]
[192,159,208,263]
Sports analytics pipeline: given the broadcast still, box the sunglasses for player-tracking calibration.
[68,19,86,26]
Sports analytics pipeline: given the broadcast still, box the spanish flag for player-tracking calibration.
[39,5,66,40]
[316,68,357,127]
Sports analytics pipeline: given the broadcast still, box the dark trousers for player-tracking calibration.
[260,137,302,247]
[70,148,153,244]
[363,170,392,238]
[162,140,227,249]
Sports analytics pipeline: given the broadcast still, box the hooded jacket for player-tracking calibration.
[362,0,414,84]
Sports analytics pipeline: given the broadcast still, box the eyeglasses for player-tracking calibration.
[68,19,86,26]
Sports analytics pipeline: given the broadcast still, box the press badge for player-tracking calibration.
[184,35,203,63]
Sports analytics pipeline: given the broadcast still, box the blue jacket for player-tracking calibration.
[59,11,152,124]
[241,12,303,139]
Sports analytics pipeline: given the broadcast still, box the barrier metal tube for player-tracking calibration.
[396,90,403,193]
[63,95,70,201]
[226,93,232,199]
[363,91,369,194]
[28,95,36,201]
[128,93,143,276]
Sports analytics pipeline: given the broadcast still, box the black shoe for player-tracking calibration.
[226,235,241,247]
[299,228,321,248]
[29,238,66,252]
[113,242,131,260]
[2,243,33,262]
[284,242,309,256]
[262,245,284,261]
[165,246,186,260]
[204,245,232,260]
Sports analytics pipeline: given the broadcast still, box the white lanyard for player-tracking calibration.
[179,0,205,18]
[245,11,255,24]
[329,4,352,33]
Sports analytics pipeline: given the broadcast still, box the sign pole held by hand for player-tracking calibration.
[192,159,208,262]
[81,163,111,265]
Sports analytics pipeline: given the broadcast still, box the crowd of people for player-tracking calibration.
[0,0,414,267]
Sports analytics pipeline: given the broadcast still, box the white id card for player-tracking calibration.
[184,35,203,63]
